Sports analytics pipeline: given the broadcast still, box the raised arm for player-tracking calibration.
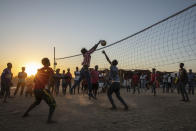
[102,50,112,65]
[88,41,101,54]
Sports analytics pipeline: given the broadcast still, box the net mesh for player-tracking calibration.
[56,5,196,73]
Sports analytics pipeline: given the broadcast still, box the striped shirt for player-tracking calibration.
[82,48,96,67]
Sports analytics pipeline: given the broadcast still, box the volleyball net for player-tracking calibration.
[55,4,196,72]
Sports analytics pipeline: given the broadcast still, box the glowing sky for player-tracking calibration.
[0,0,195,76]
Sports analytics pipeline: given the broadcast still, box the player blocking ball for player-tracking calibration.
[100,40,107,46]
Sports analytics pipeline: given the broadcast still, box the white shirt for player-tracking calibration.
[74,71,80,81]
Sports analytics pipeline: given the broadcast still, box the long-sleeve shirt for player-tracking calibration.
[82,48,96,67]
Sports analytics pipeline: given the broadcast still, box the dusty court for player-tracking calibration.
[0,89,196,131]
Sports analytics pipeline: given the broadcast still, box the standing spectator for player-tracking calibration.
[151,68,157,96]
[65,68,72,94]
[62,70,67,95]
[14,67,27,96]
[126,78,132,92]
[188,69,195,95]
[132,72,140,94]
[1,63,13,103]
[173,73,180,94]
[74,67,80,94]
[162,73,168,93]
[91,65,99,98]
[25,82,33,97]
[179,63,189,102]
[54,69,61,96]
[140,73,147,92]
[167,74,173,93]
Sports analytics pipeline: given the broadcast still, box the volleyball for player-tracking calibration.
[100,40,107,46]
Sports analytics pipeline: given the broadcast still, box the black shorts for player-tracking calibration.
[34,88,56,107]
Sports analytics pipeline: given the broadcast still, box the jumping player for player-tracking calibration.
[22,58,56,124]
[70,40,102,99]
[102,50,128,110]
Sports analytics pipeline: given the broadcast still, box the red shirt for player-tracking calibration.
[65,72,72,83]
[82,48,96,67]
[132,74,139,85]
[151,73,157,83]
[91,70,99,84]
[34,67,54,89]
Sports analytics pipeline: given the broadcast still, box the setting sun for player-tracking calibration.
[25,62,42,76]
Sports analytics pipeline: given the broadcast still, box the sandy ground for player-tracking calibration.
[0,88,196,131]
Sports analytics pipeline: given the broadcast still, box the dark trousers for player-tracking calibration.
[163,82,167,93]
[72,67,92,94]
[107,82,128,108]
[179,82,189,101]
[62,82,72,95]
[167,83,173,93]
[24,88,56,121]
[126,86,131,92]
[152,83,156,96]
[54,84,60,95]
[62,84,67,95]
[14,82,25,96]
[133,83,140,94]
[188,82,194,95]
[92,83,98,98]
[1,82,10,102]
[74,80,80,94]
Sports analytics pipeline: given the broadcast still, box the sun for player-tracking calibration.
[25,62,42,76]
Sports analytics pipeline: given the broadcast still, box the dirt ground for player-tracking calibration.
[0,88,196,131]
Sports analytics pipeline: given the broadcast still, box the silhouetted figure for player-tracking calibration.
[14,67,27,96]
[22,58,56,124]
[173,73,180,94]
[62,70,67,95]
[74,67,80,94]
[25,83,33,97]
[54,69,61,96]
[71,41,102,99]
[188,69,195,95]
[162,73,168,93]
[179,63,189,102]
[1,63,13,103]
[91,65,99,98]
[65,68,72,94]
[151,68,157,96]
[132,72,140,94]
[102,50,128,110]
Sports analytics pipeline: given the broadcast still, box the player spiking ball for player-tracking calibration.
[70,40,106,99]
